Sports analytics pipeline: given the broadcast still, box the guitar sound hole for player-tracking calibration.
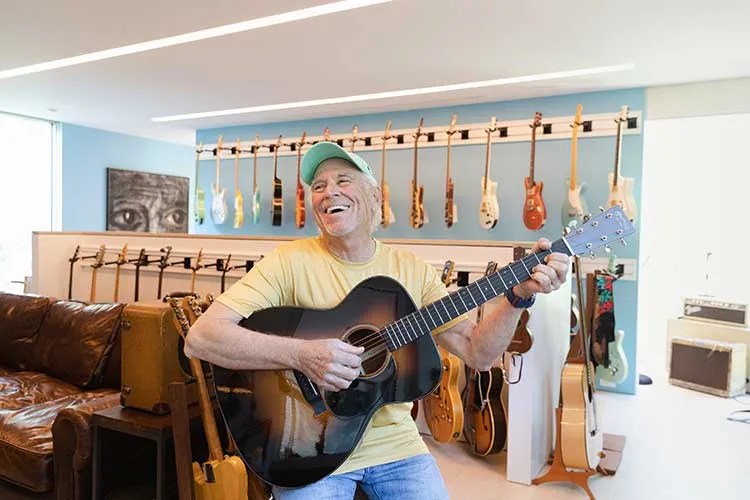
[343,326,389,377]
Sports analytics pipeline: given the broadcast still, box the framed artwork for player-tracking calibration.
[106,167,189,233]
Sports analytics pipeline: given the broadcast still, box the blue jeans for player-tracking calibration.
[271,454,449,500]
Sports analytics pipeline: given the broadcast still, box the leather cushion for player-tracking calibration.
[0,293,51,370]
[26,301,125,388]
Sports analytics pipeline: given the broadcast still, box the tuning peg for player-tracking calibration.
[604,245,611,254]
[568,220,578,228]
[620,239,628,247]
[589,251,596,259]
[583,214,591,223]
[598,206,605,213]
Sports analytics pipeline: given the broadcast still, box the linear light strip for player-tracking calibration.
[0,0,391,80]
[151,64,635,122]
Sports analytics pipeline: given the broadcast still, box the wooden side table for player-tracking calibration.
[91,404,198,500]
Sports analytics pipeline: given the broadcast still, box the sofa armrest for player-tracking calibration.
[51,393,120,500]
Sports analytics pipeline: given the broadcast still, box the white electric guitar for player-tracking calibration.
[211,135,228,224]
[562,104,588,226]
[479,116,499,229]
[607,106,637,222]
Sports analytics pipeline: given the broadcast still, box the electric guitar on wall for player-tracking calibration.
[607,105,638,222]
[194,144,206,225]
[444,114,459,228]
[410,118,426,229]
[233,139,244,229]
[562,104,589,227]
[211,136,228,224]
[209,205,634,487]
[295,132,308,229]
[89,245,106,303]
[380,121,396,228]
[190,249,204,294]
[423,260,464,443]
[479,117,499,230]
[272,135,283,227]
[251,135,261,224]
[523,112,546,230]
[348,125,361,152]
[111,243,128,303]
[67,245,81,300]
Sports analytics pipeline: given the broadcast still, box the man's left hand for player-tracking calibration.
[514,238,570,299]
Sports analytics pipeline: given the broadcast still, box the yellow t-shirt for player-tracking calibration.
[217,236,466,474]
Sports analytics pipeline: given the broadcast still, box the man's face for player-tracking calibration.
[310,159,378,239]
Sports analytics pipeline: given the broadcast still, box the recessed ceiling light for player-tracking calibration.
[0,0,391,80]
[151,64,635,122]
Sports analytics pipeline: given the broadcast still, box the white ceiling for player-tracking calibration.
[1,0,749,145]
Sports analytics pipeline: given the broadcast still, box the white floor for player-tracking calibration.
[429,374,750,500]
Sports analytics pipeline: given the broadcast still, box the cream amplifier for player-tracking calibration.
[682,297,747,327]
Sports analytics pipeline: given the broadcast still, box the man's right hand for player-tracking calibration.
[294,338,364,392]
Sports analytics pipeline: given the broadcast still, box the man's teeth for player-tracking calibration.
[325,205,350,214]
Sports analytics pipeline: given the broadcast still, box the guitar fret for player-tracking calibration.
[384,325,398,349]
[485,275,499,295]
[532,253,543,265]
[417,310,432,332]
[393,322,407,346]
[424,305,438,329]
[473,281,488,301]
[496,272,508,289]
[455,288,469,311]
[520,258,532,276]
[436,300,451,322]
[410,312,427,337]
[404,316,417,342]
[445,295,460,317]
[508,266,520,283]
[462,285,479,308]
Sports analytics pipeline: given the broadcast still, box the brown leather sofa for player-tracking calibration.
[0,292,124,500]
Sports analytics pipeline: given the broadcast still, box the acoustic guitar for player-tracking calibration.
[607,106,638,222]
[211,136,228,224]
[479,117,499,230]
[190,249,204,294]
[508,309,534,355]
[194,144,206,225]
[209,206,633,487]
[523,112,546,230]
[562,105,589,227]
[251,136,261,224]
[410,118,426,229]
[462,260,507,456]
[271,135,283,226]
[233,139,244,229]
[67,245,81,300]
[89,245,106,303]
[423,261,464,443]
[295,132,308,229]
[560,253,604,471]
[168,297,248,500]
[444,114,458,228]
[380,121,396,228]
[111,244,128,303]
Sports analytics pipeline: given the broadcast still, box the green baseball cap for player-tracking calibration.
[300,141,376,185]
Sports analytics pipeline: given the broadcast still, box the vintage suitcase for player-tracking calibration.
[669,336,747,398]
[121,301,200,413]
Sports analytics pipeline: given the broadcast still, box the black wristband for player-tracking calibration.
[505,286,536,309]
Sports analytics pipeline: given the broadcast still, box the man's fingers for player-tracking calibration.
[324,373,354,391]
[329,364,360,381]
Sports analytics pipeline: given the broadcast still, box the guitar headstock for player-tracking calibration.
[486,116,497,133]
[573,104,583,128]
[253,135,261,155]
[166,297,191,341]
[159,245,172,268]
[483,260,498,276]
[563,206,635,258]
[413,117,425,141]
[323,127,331,142]
[382,120,392,141]
[440,260,455,287]
[69,245,81,263]
[192,249,204,271]
[116,244,129,265]
[531,112,542,129]
[92,245,106,269]
[447,114,458,135]
[350,125,359,152]
[274,135,282,154]
[215,136,223,157]
[616,105,629,124]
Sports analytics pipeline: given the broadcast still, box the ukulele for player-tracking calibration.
[380,121,396,227]
[560,253,604,471]
[562,105,589,227]
[523,112,546,230]
[444,114,459,228]
[251,136,261,224]
[194,144,206,225]
[111,243,128,302]
[168,297,249,500]
[479,117,499,230]
[190,249,204,294]
[67,245,81,300]
[89,245,106,303]
[607,106,638,221]
[410,118,426,229]
[210,206,633,487]
[211,136,228,224]
[232,139,244,229]
[295,132,308,229]
[423,261,464,443]
[462,261,507,456]
[271,135,283,226]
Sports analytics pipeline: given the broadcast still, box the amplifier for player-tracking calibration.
[669,337,747,398]
[682,297,747,327]
[121,301,199,414]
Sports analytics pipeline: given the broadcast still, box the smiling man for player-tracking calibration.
[185,141,570,499]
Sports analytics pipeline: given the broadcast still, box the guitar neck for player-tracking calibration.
[529,127,537,184]
[382,239,571,351]
[252,149,258,191]
[273,148,280,180]
[483,130,492,189]
[113,265,121,302]
[612,120,624,187]
[570,122,579,189]
[380,140,388,186]
[446,133,453,181]
[412,136,420,185]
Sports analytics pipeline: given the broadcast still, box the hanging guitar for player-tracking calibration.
[67,245,81,300]
[190,249,204,294]
[211,136,228,224]
[232,139,244,229]
[423,260,464,443]
[209,206,634,487]
[271,135,283,226]
[251,136,261,224]
[462,260,507,456]
[523,112,546,230]
[607,105,638,222]
[562,104,589,227]
[444,114,458,228]
[194,144,206,225]
[109,243,128,302]
[348,125,361,153]
[410,118,426,229]
[380,121,396,227]
[295,132,308,229]
[479,116,499,229]
[168,297,249,500]
[89,245,106,303]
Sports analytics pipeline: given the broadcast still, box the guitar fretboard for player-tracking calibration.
[382,239,571,351]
